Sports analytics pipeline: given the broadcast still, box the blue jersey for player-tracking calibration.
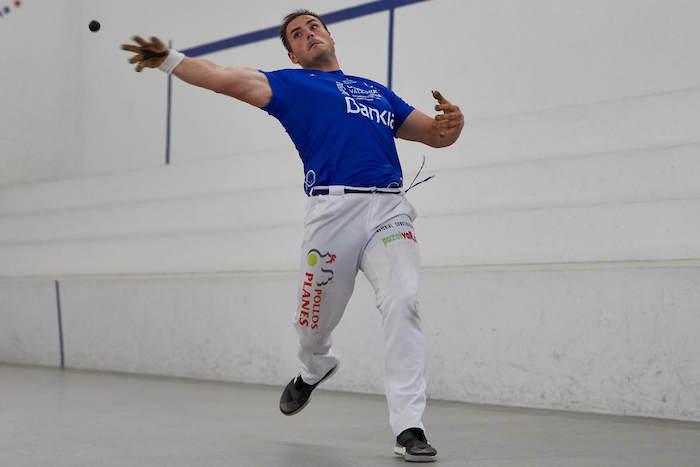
[261,69,414,194]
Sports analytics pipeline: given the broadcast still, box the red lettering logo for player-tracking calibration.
[311,288,323,330]
[297,273,314,327]
[401,231,417,242]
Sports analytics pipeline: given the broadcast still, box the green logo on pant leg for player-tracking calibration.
[307,252,318,266]
[382,231,417,246]
[305,249,337,285]
[382,233,402,246]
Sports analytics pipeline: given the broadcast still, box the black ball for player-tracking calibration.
[88,20,100,32]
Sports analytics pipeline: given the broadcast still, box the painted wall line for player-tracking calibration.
[166,40,173,165]
[55,280,65,369]
[182,0,429,57]
[387,7,395,89]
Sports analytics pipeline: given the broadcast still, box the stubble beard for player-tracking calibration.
[303,43,337,70]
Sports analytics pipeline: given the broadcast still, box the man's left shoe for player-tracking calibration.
[393,427,438,462]
[279,365,338,416]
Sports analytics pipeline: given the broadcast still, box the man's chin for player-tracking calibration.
[308,49,325,61]
[299,49,332,68]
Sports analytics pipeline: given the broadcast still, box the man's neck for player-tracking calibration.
[303,55,341,73]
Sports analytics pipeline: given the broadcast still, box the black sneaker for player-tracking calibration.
[279,365,338,416]
[393,427,438,462]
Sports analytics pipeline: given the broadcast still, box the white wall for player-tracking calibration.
[1,0,699,422]
[0,1,84,185]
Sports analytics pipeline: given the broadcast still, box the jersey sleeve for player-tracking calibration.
[260,70,291,120]
[385,89,415,136]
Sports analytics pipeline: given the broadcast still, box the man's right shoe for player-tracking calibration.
[279,364,338,416]
[393,427,438,462]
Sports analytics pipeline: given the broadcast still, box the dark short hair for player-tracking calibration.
[279,9,328,52]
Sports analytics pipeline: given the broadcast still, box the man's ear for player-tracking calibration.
[288,51,299,65]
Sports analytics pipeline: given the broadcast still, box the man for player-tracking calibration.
[122,9,463,462]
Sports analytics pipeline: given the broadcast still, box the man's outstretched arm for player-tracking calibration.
[120,36,271,108]
[396,90,464,148]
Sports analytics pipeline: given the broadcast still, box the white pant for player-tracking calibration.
[292,191,426,436]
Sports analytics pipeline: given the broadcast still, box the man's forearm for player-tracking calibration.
[169,56,271,107]
[172,57,229,93]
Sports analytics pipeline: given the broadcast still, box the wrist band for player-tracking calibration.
[159,50,185,74]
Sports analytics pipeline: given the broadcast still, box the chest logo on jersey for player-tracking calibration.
[336,79,381,100]
[336,79,394,129]
[345,97,394,129]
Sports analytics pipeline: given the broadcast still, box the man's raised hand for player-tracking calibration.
[431,90,464,138]
[120,36,169,72]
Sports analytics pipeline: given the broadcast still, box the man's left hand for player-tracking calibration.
[431,90,464,139]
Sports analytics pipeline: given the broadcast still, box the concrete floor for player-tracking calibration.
[1,365,698,467]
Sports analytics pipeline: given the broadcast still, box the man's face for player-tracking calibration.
[285,15,335,66]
